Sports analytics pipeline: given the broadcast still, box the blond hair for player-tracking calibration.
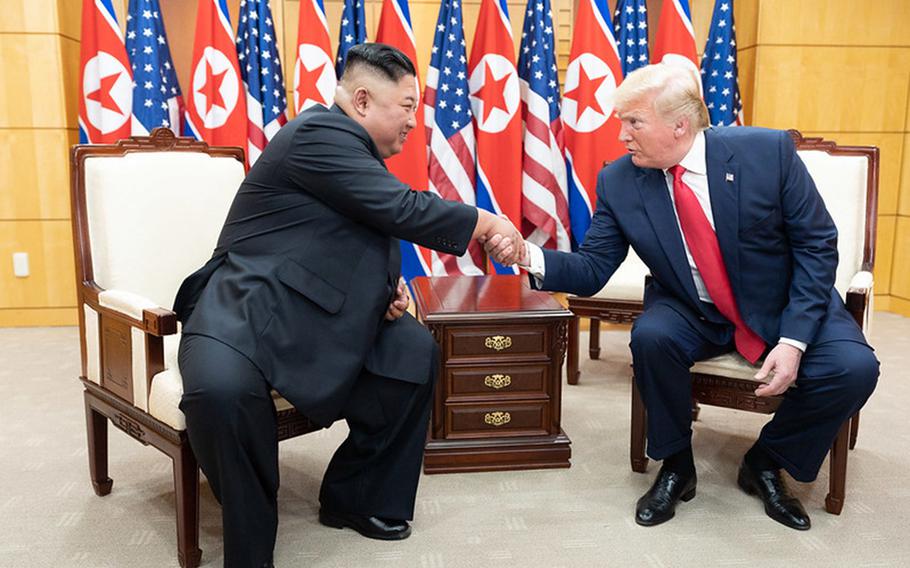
[614,63,709,131]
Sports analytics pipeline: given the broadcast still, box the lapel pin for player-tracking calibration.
[725,173,735,182]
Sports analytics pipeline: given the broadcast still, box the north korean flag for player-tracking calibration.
[469,0,522,274]
[184,0,247,154]
[652,0,700,84]
[293,0,336,113]
[79,0,133,144]
[561,0,626,247]
[376,0,433,279]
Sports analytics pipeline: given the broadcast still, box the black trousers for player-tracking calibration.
[178,334,436,568]
[630,303,879,482]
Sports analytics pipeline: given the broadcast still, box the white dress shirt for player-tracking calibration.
[523,131,806,352]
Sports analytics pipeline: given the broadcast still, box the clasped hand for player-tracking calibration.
[480,214,526,266]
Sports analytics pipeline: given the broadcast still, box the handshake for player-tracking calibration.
[474,210,527,267]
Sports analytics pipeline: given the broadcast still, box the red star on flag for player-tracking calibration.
[564,65,607,122]
[296,62,328,107]
[86,71,125,114]
[474,62,509,123]
[198,59,228,114]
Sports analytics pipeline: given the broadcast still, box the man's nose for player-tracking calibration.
[618,123,631,142]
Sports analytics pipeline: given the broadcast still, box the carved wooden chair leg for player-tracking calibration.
[588,318,601,359]
[825,420,850,515]
[630,379,649,473]
[84,392,113,496]
[173,441,202,568]
[567,316,580,385]
[849,410,860,450]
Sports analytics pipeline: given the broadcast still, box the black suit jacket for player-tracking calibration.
[174,105,477,425]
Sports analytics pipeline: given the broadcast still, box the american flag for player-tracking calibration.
[518,0,570,251]
[613,0,649,78]
[701,0,743,126]
[236,0,288,166]
[125,0,183,135]
[335,0,367,77]
[424,0,484,275]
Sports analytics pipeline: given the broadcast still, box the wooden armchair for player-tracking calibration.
[628,131,879,515]
[70,129,319,568]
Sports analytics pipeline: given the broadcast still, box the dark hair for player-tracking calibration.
[342,43,416,82]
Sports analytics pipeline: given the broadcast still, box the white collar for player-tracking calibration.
[665,131,706,176]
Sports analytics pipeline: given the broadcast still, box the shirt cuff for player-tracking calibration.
[519,242,546,281]
[778,337,807,352]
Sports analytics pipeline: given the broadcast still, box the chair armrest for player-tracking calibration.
[96,289,178,336]
[845,271,873,334]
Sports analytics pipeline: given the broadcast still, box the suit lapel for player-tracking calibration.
[637,168,701,304]
[704,130,742,298]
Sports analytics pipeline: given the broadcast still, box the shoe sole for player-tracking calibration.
[319,511,412,541]
[635,488,696,527]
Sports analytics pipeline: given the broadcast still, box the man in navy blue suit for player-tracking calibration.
[487,64,878,530]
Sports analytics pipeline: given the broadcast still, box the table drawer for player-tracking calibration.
[445,401,550,439]
[445,364,549,401]
[446,325,548,361]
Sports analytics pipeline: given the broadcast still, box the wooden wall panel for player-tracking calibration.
[890,217,910,301]
[900,132,910,216]
[0,129,77,220]
[0,0,60,34]
[0,221,76,309]
[750,46,910,132]
[56,0,82,41]
[875,215,896,297]
[757,0,910,47]
[737,46,756,125]
[0,34,73,129]
[0,308,77,327]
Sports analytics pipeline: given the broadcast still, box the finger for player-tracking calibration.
[753,357,775,381]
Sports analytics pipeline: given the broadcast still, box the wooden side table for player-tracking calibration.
[411,275,572,473]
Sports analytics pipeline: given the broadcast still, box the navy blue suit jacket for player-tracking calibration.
[536,127,865,348]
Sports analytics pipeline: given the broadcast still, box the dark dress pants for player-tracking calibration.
[630,303,879,482]
[178,333,436,568]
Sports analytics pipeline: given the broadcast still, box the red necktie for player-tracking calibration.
[669,165,766,363]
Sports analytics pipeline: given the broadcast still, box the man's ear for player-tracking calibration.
[673,116,690,138]
[351,86,370,117]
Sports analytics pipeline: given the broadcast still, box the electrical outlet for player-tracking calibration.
[13,252,29,277]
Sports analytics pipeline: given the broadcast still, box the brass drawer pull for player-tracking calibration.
[484,411,511,426]
[484,335,512,351]
[484,374,511,389]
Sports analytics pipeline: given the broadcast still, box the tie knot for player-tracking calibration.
[669,164,686,180]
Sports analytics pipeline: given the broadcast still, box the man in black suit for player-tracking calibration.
[174,43,523,568]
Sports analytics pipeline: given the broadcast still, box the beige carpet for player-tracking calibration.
[2,313,909,567]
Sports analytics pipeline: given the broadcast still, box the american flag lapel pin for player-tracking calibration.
[725,172,735,182]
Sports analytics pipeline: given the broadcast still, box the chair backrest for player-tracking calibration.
[791,130,879,299]
[72,129,245,311]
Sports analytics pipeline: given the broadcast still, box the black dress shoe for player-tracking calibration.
[737,461,811,531]
[635,467,697,526]
[318,508,412,540]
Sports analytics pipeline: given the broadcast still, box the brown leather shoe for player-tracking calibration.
[737,461,811,530]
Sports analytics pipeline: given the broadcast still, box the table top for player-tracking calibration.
[411,275,572,322]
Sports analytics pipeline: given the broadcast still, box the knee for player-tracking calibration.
[630,316,681,356]
[836,347,879,400]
